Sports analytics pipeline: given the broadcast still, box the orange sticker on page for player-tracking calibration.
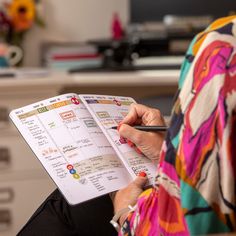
[60,110,76,120]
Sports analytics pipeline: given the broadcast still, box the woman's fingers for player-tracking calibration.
[118,103,165,161]
[119,124,164,160]
[121,104,155,125]
[132,174,148,188]
[121,103,165,127]
[119,124,146,145]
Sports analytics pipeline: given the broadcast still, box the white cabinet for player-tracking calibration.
[0,178,55,236]
[0,83,58,236]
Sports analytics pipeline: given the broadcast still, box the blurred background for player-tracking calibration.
[23,0,129,66]
[0,0,235,235]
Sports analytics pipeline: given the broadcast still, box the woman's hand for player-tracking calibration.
[112,174,147,225]
[118,103,165,160]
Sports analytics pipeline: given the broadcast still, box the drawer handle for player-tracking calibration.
[0,107,9,123]
[0,148,11,169]
[0,188,14,203]
[0,209,11,232]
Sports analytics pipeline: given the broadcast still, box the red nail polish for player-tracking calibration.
[127,140,134,147]
[138,172,146,177]
[135,147,143,154]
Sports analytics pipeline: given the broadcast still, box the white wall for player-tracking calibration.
[23,0,129,66]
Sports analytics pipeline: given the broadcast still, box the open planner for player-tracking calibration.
[10,94,157,205]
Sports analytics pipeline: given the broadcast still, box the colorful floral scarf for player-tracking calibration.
[121,15,236,235]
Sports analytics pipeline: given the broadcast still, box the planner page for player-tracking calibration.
[80,94,157,184]
[10,93,131,205]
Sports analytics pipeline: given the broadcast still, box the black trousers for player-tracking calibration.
[17,189,117,236]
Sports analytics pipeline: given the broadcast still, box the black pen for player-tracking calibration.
[110,125,168,132]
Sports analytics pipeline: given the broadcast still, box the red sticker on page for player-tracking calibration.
[71,97,80,105]
[67,164,73,170]
[119,136,127,144]
[113,99,121,106]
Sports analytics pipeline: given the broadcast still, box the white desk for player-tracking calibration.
[0,69,179,101]
[0,69,179,87]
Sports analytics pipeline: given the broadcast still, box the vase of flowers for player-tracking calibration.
[0,0,44,66]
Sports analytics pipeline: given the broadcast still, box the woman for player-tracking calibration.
[114,15,236,235]
[18,15,236,235]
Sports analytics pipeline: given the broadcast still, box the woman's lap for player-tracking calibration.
[17,189,117,236]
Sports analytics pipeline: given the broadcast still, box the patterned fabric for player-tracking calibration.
[120,15,236,236]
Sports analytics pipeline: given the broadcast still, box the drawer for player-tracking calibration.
[0,134,46,173]
[0,106,12,131]
[0,178,56,236]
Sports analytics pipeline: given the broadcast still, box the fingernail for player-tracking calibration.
[138,172,147,177]
[127,140,134,147]
[135,147,143,154]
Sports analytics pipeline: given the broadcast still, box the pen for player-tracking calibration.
[110,125,168,132]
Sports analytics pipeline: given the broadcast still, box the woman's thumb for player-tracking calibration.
[133,172,148,188]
